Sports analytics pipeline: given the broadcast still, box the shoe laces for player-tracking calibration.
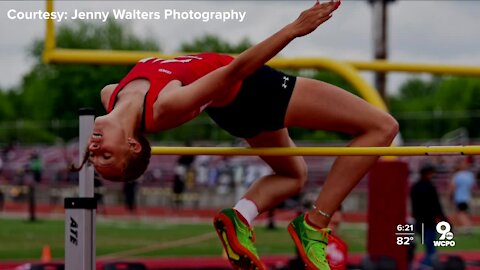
[305,226,330,244]
[248,227,256,243]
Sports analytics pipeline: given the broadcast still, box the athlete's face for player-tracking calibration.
[88,116,129,179]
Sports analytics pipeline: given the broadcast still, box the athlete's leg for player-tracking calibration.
[457,206,473,233]
[213,129,303,270]
[242,128,308,213]
[241,130,336,270]
[284,77,399,228]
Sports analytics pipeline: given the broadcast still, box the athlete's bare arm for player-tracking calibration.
[154,1,340,127]
[154,80,205,131]
[100,84,118,110]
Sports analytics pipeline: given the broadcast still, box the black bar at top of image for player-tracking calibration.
[64,197,97,209]
[78,108,95,116]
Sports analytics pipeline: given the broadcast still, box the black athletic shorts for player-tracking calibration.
[456,202,469,212]
[205,65,297,138]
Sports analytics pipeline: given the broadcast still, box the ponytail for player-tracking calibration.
[70,148,89,172]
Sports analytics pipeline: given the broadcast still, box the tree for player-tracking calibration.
[389,76,480,140]
[180,34,251,54]
[0,88,19,121]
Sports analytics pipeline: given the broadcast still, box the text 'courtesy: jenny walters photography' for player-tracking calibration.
[6,8,247,23]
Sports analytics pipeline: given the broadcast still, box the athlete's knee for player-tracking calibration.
[283,160,308,193]
[359,113,398,146]
[371,113,399,144]
[355,112,398,145]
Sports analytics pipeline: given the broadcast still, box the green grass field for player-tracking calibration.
[0,217,478,260]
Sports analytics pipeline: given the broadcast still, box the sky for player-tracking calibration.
[0,0,479,96]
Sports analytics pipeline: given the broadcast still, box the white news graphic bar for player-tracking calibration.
[395,232,415,235]
[422,223,424,245]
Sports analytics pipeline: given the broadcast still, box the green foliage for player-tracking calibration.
[389,76,480,140]
[0,120,58,144]
[58,19,159,51]
[0,89,20,121]
[180,34,251,54]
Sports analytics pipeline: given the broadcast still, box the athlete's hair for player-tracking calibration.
[70,134,151,182]
[121,133,151,182]
[70,146,92,175]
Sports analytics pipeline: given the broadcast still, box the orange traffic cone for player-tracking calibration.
[41,245,52,263]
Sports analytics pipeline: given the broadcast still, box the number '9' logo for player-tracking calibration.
[436,221,454,240]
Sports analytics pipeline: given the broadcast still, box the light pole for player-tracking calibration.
[369,0,395,100]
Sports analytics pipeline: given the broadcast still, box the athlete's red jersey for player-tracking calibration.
[108,52,239,131]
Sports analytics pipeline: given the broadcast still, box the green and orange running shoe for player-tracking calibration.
[288,214,331,270]
[213,208,266,270]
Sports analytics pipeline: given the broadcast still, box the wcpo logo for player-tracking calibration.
[433,221,455,247]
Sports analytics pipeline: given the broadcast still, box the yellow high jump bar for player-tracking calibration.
[151,145,480,156]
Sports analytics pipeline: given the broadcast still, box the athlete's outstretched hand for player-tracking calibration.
[289,0,340,38]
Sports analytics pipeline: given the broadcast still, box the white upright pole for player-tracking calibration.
[65,108,96,270]
[79,108,95,198]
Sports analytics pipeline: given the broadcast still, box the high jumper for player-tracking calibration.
[75,1,399,269]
